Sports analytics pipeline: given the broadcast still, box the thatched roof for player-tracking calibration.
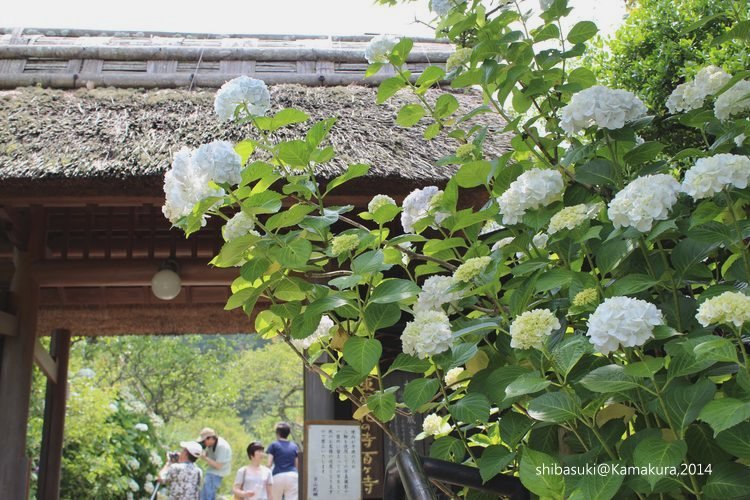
[0,85,510,199]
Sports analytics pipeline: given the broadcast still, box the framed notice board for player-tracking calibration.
[304,420,362,500]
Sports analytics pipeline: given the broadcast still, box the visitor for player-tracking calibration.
[266,422,299,500]
[157,440,203,500]
[233,441,274,499]
[197,427,233,500]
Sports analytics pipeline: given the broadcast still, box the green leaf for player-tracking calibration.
[527,391,580,423]
[332,366,368,387]
[567,464,623,500]
[520,448,565,499]
[278,140,311,167]
[225,286,261,311]
[693,337,739,364]
[403,378,440,410]
[385,353,432,375]
[270,108,310,129]
[369,278,422,304]
[270,238,312,269]
[552,335,592,378]
[623,141,665,166]
[396,104,426,127]
[363,302,401,334]
[699,398,750,436]
[606,274,659,297]
[376,76,406,104]
[688,221,733,245]
[325,163,369,194]
[534,268,574,293]
[504,373,552,399]
[716,422,750,459]
[479,446,515,484]
[343,337,382,375]
[367,391,396,422]
[416,65,446,87]
[242,190,284,215]
[306,118,336,148]
[234,139,255,164]
[623,356,664,377]
[434,343,478,370]
[671,239,716,276]
[430,436,464,461]
[265,203,316,231]
[703,462,750,498]
[596,238,636,275]
[471,366,530,405]
[455,160,492,188]
[575,159,617,187]
[567,20,598,44]
[500,412,534,447]
[210,233,260,268]
[389,37,413,66]
[450,393,491,423]
[424,122,441,140]
[434,94,460,119]
[579,365,641,393]
[660,378,716,436]
[352,250,388,275]
[452,320,500,340]
[240,257,271,282]
[633,437,687,490]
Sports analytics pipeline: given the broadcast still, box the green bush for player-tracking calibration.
[588,0,748,150]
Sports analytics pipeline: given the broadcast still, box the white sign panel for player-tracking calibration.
[305,422,362,500]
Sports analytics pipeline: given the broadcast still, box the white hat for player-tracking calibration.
[180,441,203,458]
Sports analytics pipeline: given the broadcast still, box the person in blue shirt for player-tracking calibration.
[266,422,299,500]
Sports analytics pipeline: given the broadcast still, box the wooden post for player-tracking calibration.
[0,206,44,499]
[37,329,71,500]
[0,249,40,499]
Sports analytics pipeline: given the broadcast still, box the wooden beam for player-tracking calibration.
[32,259,236,287]
[0,311,18,336]
[33,339,57,383]
[37,329,71,500]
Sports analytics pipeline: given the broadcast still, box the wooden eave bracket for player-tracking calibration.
[34,339,57,383]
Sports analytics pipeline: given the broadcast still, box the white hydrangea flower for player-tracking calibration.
[214,76,271,122]
[401,186,449,233]
[497,169,565,225]
[292,315,335,351]
[368,194,397,213]
[134,423,149,432]
[666,66,732,114]
[509,309,560,350]
[444,367,465,387]
[715,80,750,121]
[150,452,163,467]
[432,0,466,16]
[681,154,750,199]
[414,275,463,313]
[144,482,154,494]
[586,297,664,354]
[397,241,413,266]
[480,220,502,235]
[222,212,258,241]
[560,86,648,134]
[608,174,681,232]
[539,0,554,9]
[491,237,515,252]
[401,310,453,359]
[696,292,750,328]
[422,413,451,436]
[735,133,746,147]
[548,203,601,234]
[532,233,549,249]
[127,457,140,470]
[446,47,472,72]
[365,34,400,64]
[331,234,360,255]
[128,478,140,492]
[192,140,242,186]
[126,493,134,500]
[162,147,224,224]
[453,256,492,283]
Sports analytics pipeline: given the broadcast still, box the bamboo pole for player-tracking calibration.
[0,71,442,89]
[0,45,452,63]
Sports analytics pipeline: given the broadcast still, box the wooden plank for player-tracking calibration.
[34,338,57,383]
[32,258,236,287]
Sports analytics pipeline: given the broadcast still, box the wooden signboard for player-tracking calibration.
[304,420,362,500]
